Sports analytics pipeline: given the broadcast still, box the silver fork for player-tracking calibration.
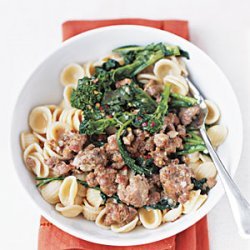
[185,77,250,239]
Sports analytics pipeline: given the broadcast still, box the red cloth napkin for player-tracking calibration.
[38,19,209,250]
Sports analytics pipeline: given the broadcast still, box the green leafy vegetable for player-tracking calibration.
[177,144,206,155]
[191,177,210,195]
[80,117,117,135]
[145,198,178,210]
[36,177,65,187]
[170,93,198,106]
[133,83,171,133]
[102,82,157,114]
[116,120,153,176]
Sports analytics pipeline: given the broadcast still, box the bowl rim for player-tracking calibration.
[10,24,243,246]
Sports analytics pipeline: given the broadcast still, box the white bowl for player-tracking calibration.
[11,25,243,246]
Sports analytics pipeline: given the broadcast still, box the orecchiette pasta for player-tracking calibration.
[83,62,95,77]
[163,75,189,96]
[33,132,47,144]
[195,162,217,180]
[20,132,39,150]
[137,73,161,84]
[86,188,103,208]
[138,208,162,229]
[46,121,70,141]
[59,176,78,207]
[163,204,183,223]
[205,100,220,125]
[183,190,201,214]
[83,199,103,221]
[111,216,139,233]
[40,180,62,204]
[95,208,110,229]
[153,59,181,79]
[186,152,200,163]
[63,84,77,107]
[60,63,85,86]
[23,142,43,162]
[55,203,83,218]
[29,106,52,134]
[207,125,228,147]
[199,153,212,163]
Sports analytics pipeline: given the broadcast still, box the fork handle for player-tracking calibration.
[200,127,250,238]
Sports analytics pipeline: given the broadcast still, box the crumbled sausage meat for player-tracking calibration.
[45,157,75,176]
[95,166,118,196]
[160,163,194,203]
[103,202,137,226]
[72,144,107,172]
[117,175,149,207]
[104,135,124,170]
[179,106,201,125]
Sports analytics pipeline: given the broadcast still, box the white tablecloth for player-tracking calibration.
[1,0,250,249]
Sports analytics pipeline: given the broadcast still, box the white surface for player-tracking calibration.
[11,25,243,246]
[0,0,250,249]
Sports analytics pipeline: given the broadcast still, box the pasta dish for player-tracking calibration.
[20,43,227,233]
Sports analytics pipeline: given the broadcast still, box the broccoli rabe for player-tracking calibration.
[133,83,171,133]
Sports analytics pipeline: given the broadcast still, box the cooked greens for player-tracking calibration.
[145,198,178,210]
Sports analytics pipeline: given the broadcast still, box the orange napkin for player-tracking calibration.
[38,19,209,250]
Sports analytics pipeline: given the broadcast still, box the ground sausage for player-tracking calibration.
[45,157,75,176]
[72,144,107,172]
[160,163,194,203]
[103,202,137,226]
[95,166,118,196]
[179,106,200,125]
[117,175,149,207]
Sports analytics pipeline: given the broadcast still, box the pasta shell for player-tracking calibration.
[83,199,103,221]
[33,132,46,143]
[196,162,217,180]
[29,106,52,134]
[192,194,208,211]
[205,100,220,125]
[86,188,103,208]
[111,216,138,233]
[63,84,76,107]
[59,176,78,207]
[199,154,212,163]
[137,73,161,84]
[163,75,189,96]
[95,207,110,229]
[20,132,39,150]
[139,208,162,229]
[32,152,49,177]
[189,160,203,175]
[40,180,62,204]
[55,203,83,218]
[163,204,183,223]
[65,109,76,130]
[46,121,70,141]
[186,152,200,163]
[183,190,201,214]
[52,107,63,122]
[83,62,95,77]
[169,56,188,76]
[207,125,228,147]
[43,141,64,159]
[72,110,83,131]
[23,142,43,162]
[60,63,85,86]
[47,105,57,113]
[153,59,181,79]
[59,100,66,109]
